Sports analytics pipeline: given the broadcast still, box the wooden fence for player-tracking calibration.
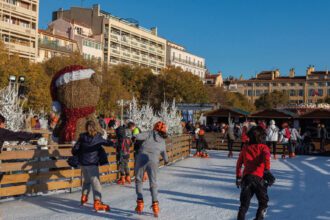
[202,133,330,153]
[0,135,191,199]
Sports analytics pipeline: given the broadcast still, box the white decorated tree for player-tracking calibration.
[127,98,182,135]
[0,84,25,131]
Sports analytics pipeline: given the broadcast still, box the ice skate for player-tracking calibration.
[201,152,209,158]
[281,154,286,159]
[125,175,131,184]
[193,152,200,157]
[135,199,144,214]
[142,172,148,182]
[152,201,160,217]
[117,176,125,185]
[228,151,233,158]
[94,200,110,212]
[80,194,88,206]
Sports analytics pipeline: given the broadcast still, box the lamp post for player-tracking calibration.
[117,99,131,126]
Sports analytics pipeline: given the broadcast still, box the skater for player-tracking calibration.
[129,122,148,182]
[72,120,113,212]
[289,125,302,157]
[116,125,133,185]
[134,121,169,217]
[236,126,275,220]
[266,120,279,159]
[318,124,328,153]
[225,118,236,158]
[196,129,209,158]
[279,122,291,159]
[193,123,201,157]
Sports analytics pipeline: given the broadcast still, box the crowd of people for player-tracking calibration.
[185,119,329,159]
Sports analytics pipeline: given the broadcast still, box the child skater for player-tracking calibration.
[236,126,275,220]
[134,121,169,217]
[72,120,114,212]
[197,129,209,158]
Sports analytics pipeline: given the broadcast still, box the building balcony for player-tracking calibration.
[6,42,35,54]
[122,52,131,58]
[132,55,140,60]
[0,1,37,18]
[0,21,36,36]
[110,34,119,42]
[39,39,74,53]
[110,48,120,55]
[157,49,163,54]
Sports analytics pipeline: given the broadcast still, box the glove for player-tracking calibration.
[35,133,43,139]
[263,170,276,187]
[236,176,242,188]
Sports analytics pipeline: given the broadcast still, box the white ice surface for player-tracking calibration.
[1,151,329,220]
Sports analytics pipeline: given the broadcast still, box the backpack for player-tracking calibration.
[284,128,291,139]
[118,138,132,157]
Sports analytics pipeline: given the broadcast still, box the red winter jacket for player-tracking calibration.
[241,127,249,143]
[236,144,271,178]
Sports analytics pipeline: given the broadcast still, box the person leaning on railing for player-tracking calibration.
[0,114,42,180]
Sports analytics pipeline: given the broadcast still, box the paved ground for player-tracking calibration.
[0,151,329,220]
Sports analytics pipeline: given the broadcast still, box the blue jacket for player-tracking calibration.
[72,133,113,166]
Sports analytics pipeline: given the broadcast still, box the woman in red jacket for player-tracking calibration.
[236,126,275,220]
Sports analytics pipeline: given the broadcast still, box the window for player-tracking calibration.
[6,0,17,5]
[248,90,253,96]
[272,83,277,86]
[255,83,260,87]
[328,89,330,95]
[247,83,252,87]
[290,90,295,96]
[290,83,296,86]
[318,82,325,87]
[299,83,304,86]
[264,90,268,94]
[263,83,269,87]
[309,89,317,97]
[256,90,261,96]
[172,52,175,59]
[318,89,323,96]
[298,90,304,96]
[327,82,330,86]
[281,83,286,86]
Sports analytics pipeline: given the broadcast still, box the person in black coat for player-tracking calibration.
[72,120,114,212]
[0,114,42,151]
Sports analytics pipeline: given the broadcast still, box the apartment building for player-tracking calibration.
[37,29,79,62]
[225,66,330,104]
[0,0,38,61]
[48,18,103,63]
[52,5,166,73]
[166,41,206,79]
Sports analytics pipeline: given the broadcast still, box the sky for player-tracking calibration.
[39,0,330,78]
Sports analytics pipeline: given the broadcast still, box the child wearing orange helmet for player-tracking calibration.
[133,121,169,217]
[195,128,209,158]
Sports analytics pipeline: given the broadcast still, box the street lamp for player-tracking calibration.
[18,76,25,83]
[9,75,17,83]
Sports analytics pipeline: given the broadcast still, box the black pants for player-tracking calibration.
[228,140,234,151]
[237,175,269,220]
[320,139,326,152]
[266,141,277,155]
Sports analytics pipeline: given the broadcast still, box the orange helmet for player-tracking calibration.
[154,121,167,133]
[198,129,205,136]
